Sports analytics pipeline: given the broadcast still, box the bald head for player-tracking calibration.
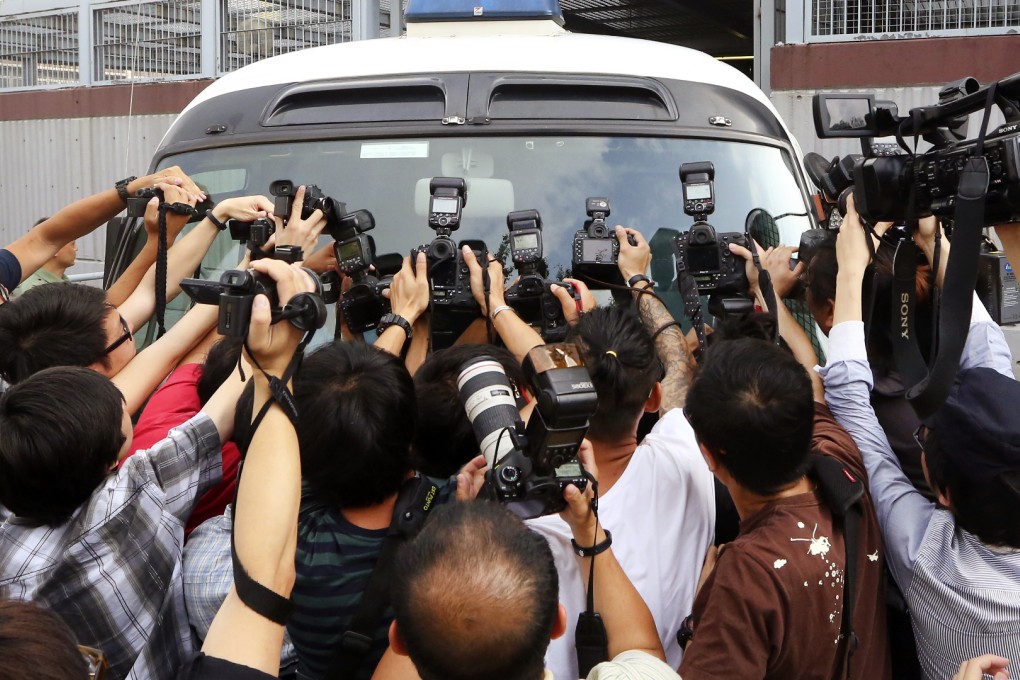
[391,501,559,680]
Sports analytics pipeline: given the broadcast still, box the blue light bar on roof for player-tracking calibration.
[405,0,564,23]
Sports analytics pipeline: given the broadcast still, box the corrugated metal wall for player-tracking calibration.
[0,113,177,274]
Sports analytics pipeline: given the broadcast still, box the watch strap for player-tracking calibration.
[205,209,228,231]
[115,176,137,203]
[378,313,412,339]
[571,530,612,558]
[627,274,653,289]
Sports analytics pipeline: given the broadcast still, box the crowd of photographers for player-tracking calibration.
[0,165,1017,680]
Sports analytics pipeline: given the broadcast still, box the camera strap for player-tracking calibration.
[575,476,610,678]
[674,251,707,354]
[154,201,196,338]
[810,455,864,680]
[891,85,996,418]
[322,474,440,680]
[744,230,780,346]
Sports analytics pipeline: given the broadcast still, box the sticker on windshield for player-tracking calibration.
[360,142,429,159]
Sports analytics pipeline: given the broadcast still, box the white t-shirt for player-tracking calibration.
[528,409,715,680]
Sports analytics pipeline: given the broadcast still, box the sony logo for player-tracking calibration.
[900,293,910,339]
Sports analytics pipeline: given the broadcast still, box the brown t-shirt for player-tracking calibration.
[679,403,892,680]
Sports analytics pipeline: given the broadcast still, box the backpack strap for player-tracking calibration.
[811,455,864,680]
[322,474,440,680]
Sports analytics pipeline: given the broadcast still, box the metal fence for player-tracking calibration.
[810,0,1020,40]
[0,0,366,91]
[0,10,79,89]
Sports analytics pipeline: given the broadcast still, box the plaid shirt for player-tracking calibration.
[0,414,222,680]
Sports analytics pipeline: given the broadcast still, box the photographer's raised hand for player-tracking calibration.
[551,278,595,326]
[273,185,327,257]
[376,253,429,357]
[833,195,872,326]
[244,258,316,376]
[615,226,651,282]
[463,245,545,362]
[215,195,275,224]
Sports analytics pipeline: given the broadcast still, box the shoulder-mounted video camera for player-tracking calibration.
[457,344,597,520]
[180,268,329,338]
[813,72,1020,225]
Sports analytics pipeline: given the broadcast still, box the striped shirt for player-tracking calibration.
[819,301,1020,680]
[0,414,222,680]
[289,479,455,680]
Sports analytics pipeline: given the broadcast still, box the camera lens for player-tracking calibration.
[458,357,520,467]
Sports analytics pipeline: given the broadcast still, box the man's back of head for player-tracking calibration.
[0,283,111,384]
[685,337,815,496]
[566,305,660,442]
[391,501,560,680]
[0,366,127,525]
[295,340,417,509]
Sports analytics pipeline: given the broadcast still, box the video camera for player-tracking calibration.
[813,72,1020,225]
[269,180,346,232]
[571,197,637,287]
[180,267,329,338]
[673,162,749,296]
[410,177,488,349]
[124,186,207,221]
[502,209,581,342]
[457,344,597,520]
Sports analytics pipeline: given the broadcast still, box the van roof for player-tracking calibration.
[184,29,772,115]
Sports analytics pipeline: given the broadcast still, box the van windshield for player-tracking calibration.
[156,135,814,342]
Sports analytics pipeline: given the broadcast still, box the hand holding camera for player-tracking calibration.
[463,244,506,311]
[133,165,206,202]
[243,258,317,377]
[213,194,275,225]
[273,185,327,257]
[558,438,600,547]
[835,194,874,279]
[386,252,430,325]
[616,226,651,282]
[142,184,199,238]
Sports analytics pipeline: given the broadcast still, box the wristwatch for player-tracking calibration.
[627,274,653,289]
[571,530,613,558]
[205,209,229,231]
[115,176,137,203]
[377,313,412,340]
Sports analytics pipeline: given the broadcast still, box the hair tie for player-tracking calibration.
[605,350,618,358]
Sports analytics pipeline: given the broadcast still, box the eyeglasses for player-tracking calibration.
[79,646,107,680]
[103,314,133,355]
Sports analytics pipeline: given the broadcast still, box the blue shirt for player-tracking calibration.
[818,297,1020,680]
[0,248,21,295]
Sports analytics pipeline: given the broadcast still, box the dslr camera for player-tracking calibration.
[502,209,580,342]
[412,177,487,349]
[457,344,597,520]
[332,209,397,333]
[673,162,748,296]
[269,180,346,233]
[813,72,1020,225]
[571,197,636,287]
[180,267,329,338]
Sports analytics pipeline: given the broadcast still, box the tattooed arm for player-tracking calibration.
[615,227,696,414]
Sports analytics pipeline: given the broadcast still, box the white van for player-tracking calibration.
[109,0,818,342]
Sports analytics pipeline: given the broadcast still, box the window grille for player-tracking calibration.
[0,11,79,89]
[221,0,352,73]
[811,0,1020,38]
[93,1,203,82]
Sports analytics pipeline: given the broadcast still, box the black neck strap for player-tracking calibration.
[153,201,195,338]
[574,477,609,677]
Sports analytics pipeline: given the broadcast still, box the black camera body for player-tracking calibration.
[673,224,748,295]
[180,268,327,338]
[571,197,637,287]
[126,187,163,218]
[459,345,597,520]
[853,129,1020,223]
[505,280,579,343]
[507,209,543,270]
[269,180,346,235]
[340,252,402,335]
[813,73,1020,225]
[229,216,276,253]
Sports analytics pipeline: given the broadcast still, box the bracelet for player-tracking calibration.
[205,209,228,231]
[115,176,137,203]
[627,274,653,289]
[490,304,515,321]
[571,530,612,558]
